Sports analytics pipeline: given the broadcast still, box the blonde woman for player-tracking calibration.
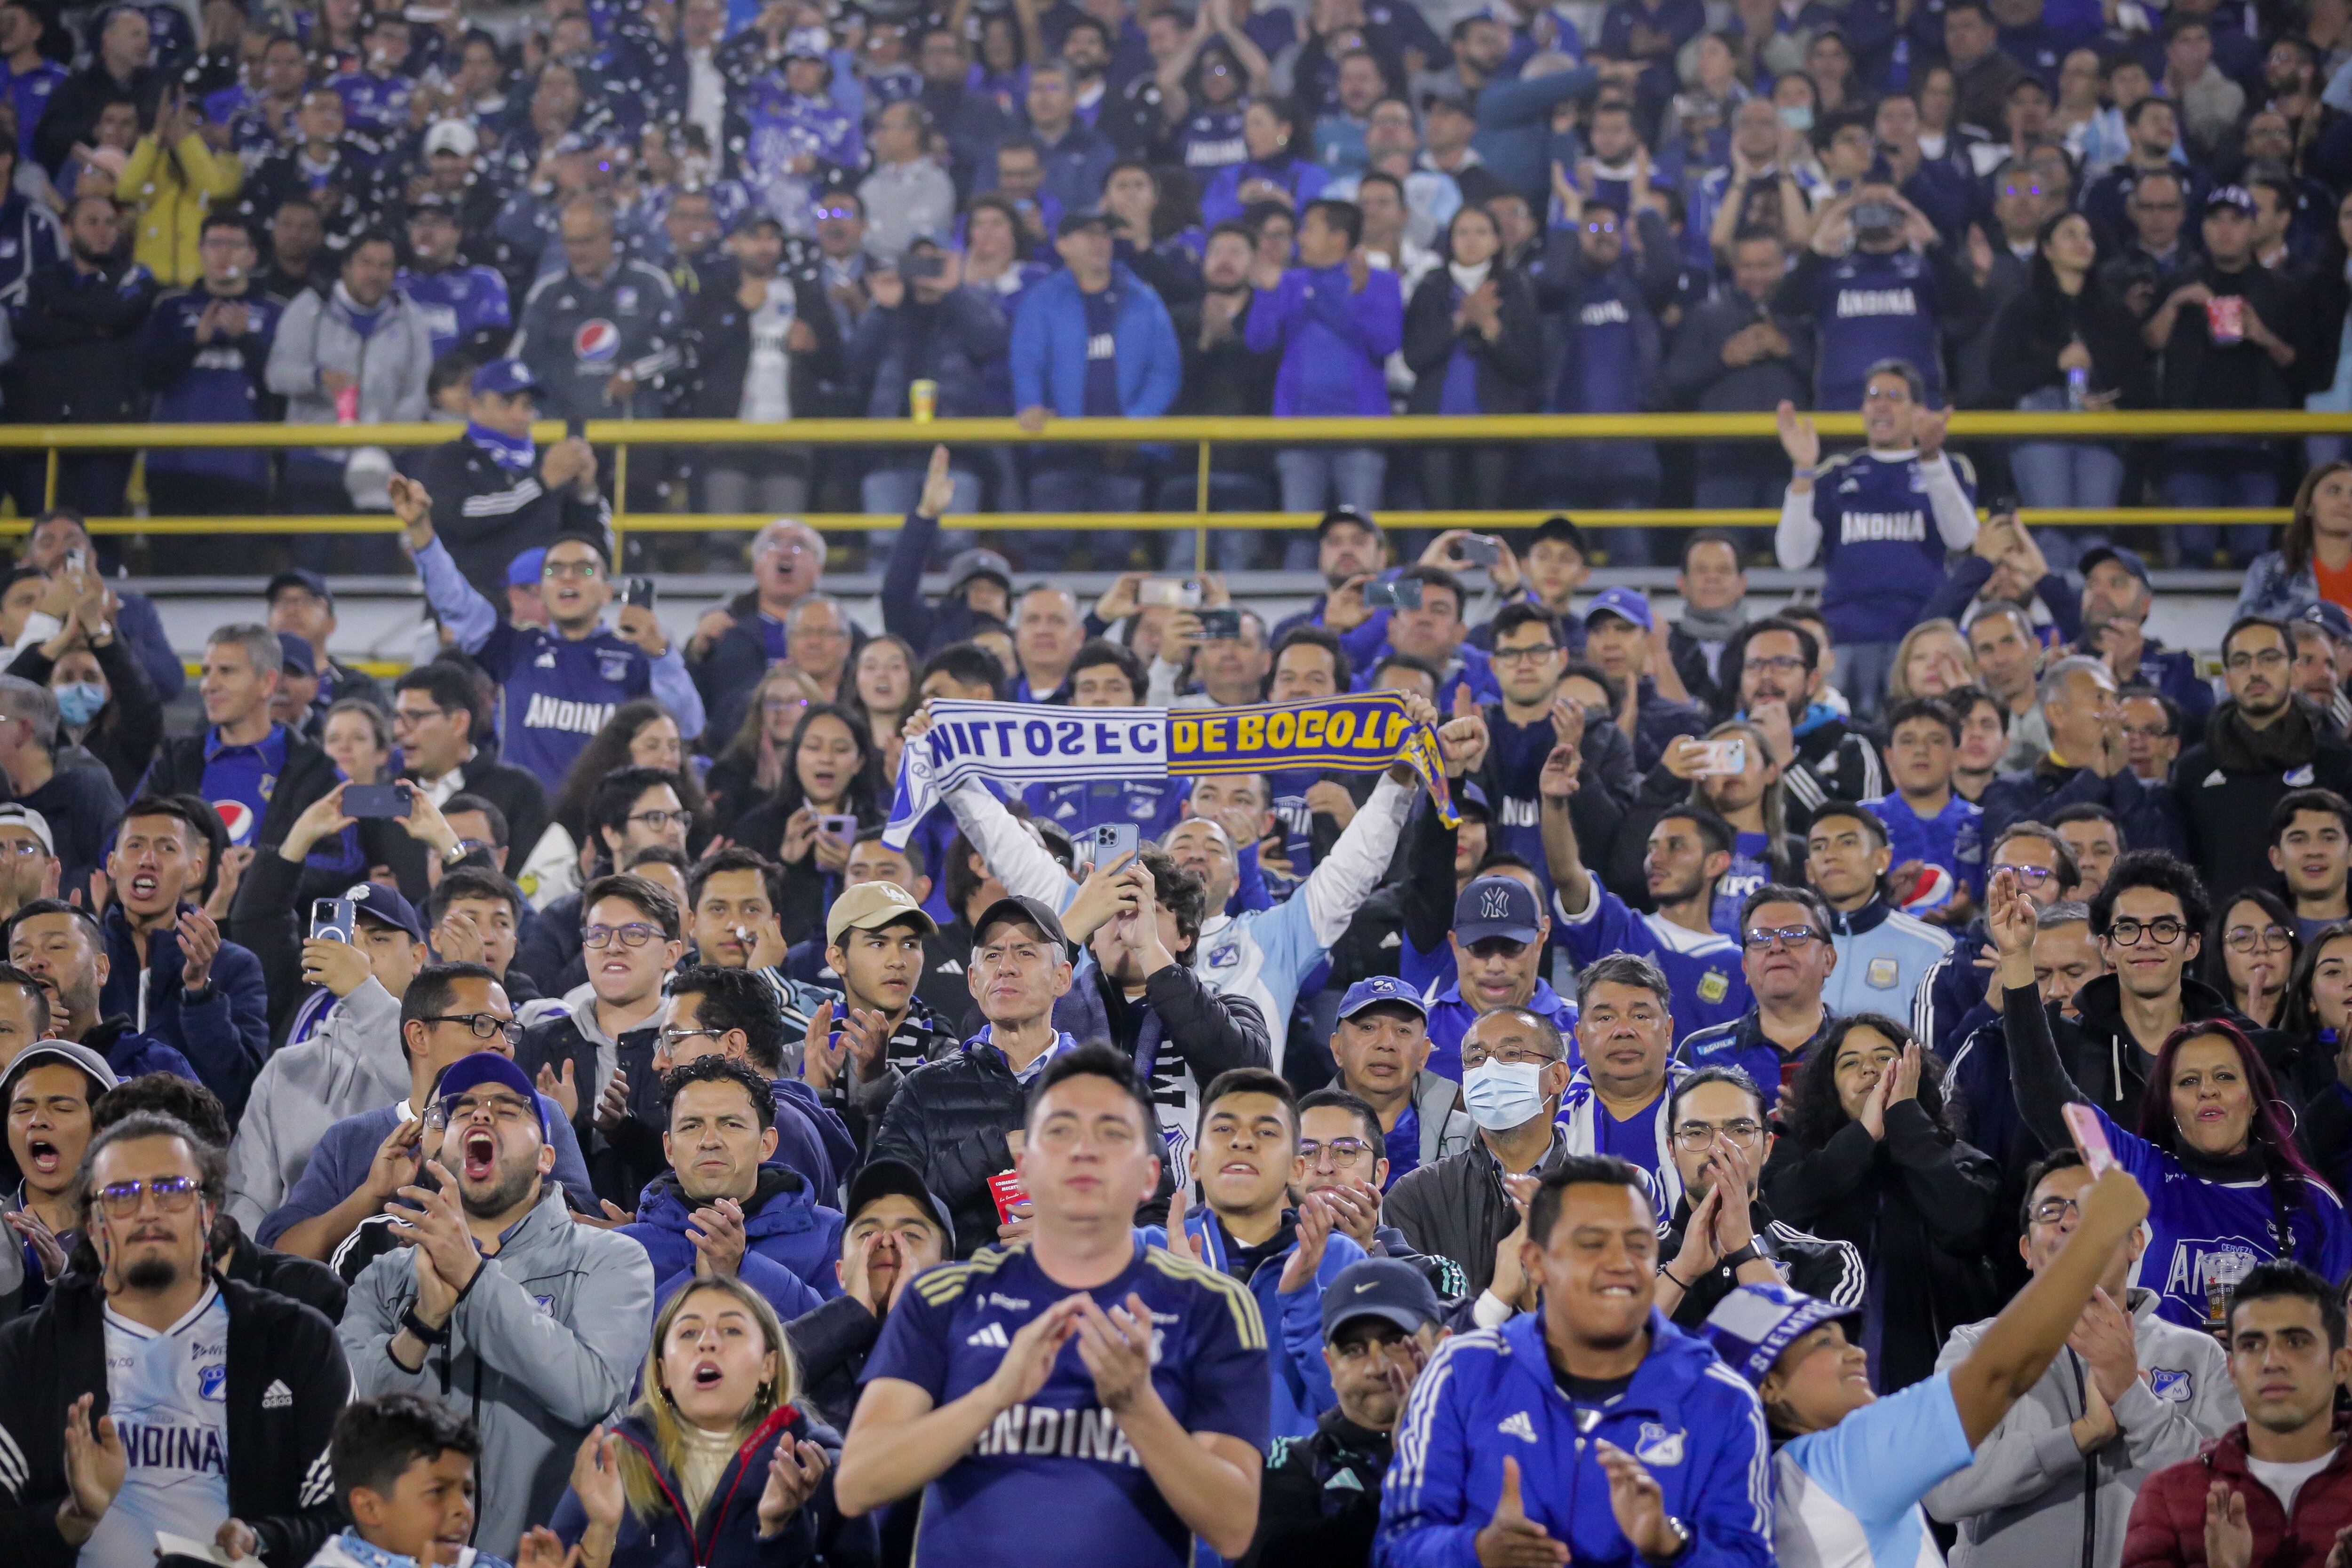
[1885,619,1977,703]
[547,1275,868,1568]
[705,665,825,841]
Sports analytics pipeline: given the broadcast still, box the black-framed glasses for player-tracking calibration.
[2029,1196,2081,1226]
[1460,1043,1556,1070]
[2002,863,2056,886]
[1491,642,1559,664]
[2225,923,2291,953]
[583,922,663,950]
[2108,916,2187,947]
[627,808,691,830]
[1743,654,1805,675]
[421,1012,521,1044]
[1742,925,1821,951]
[94,1175,201,1218]
[1671,1119,1764,1150]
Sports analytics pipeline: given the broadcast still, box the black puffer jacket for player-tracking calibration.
[1386,1128,1575,1298]
[866,1037,1050,1258]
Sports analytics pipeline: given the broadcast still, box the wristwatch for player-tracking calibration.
[1721,1240,1764,1271]
[400,1306,449,1346]
[1643,1517,1692,1565]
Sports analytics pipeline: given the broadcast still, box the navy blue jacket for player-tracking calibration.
[619,1164,844,1323]
[137,283,284,484]
[96,903,270,1119]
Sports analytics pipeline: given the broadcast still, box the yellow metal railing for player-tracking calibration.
[1,411,2344,564]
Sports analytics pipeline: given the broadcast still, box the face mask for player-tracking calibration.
[1462,1060,1548,1131]
[54,681,104,727]
[1778,104,1814,133]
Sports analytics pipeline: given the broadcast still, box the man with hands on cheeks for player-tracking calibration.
[340,1051,655,1560]
[1294,1085,1470,1300]
[786,1157,954,1432]
[1376,1155,1776,1568]
[837,1045,1269,1567]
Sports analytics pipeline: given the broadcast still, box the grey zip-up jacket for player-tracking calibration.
[223,976,405,1232]
[1924,1286,2241,1568]
[1409,1068,1474,1171]
[264,279,434,436]
[341,1183,655,1558]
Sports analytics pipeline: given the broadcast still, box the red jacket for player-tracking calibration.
[2125,1422,2352,1568]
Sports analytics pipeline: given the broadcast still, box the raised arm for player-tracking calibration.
[389,476,497,653]
[1988,865,2088,1152]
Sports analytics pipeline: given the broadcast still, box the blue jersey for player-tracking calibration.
[1772,1366,1976,1568]
[862,1240,1270,1568]
[1805,449,1977,644]
[190,725,288,849]
[397,264,512,359]
[1482,711,1554,888]
[1713,830,1778,938]
[1553,878,1751,1040]
[2089,1103,2352,1330]
[1865,792,1984,910]
[741,85,861,235]
[477,624,653,789]
[141,287,285,484]
[1676,1006,1831,1101]
[1176,107,1247,171]
[0,58,64,160]
[1023,777,1188,844]
[1423,978,1580,1081]
[326,70,411,151]
[1805,247,1949,412]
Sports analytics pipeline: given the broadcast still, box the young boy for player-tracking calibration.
[306,1394,510,1568]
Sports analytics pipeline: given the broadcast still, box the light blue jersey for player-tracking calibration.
[86,1286,232,1568]
[1773,1366,1974,1568]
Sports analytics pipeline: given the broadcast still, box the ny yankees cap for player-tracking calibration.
[1454,875,1542,945]
[1700,1281,1861,1387]
[343,880,425,943]
[1336,975,1428,1023]
[1322,1258,1443,1341]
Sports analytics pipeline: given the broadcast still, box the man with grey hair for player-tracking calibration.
[1012,583,1085,702]
[687,515,829,741]
[784,594,855,700]
[0,679,118,905]
[1555,952,1691,1206]
[1982,654,2179,852]
[858,100,954,265]
[511,194,682,424]
[135,624,340,854]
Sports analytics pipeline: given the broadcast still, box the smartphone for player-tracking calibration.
[310,898,356,944]
[2061,1101,2114,1177]
[1689,739,1747,777]
[1365,576,1424,611]
[817,812,859,843]
[987,1169,1030,1226]
[64,547,85,574]
[902,252,945,282]
[1076,821,1137,871]
[1196,607,1243,640]
[625,576,657,610]
[1455,534,1503,568]
[1137,579,1200,610]
[344,783,411,819]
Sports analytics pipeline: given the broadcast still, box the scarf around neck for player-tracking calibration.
[467,420,535,475]
[1448,259,1492,293]
[1678,603,1746,642]
[2207,697,2319,774]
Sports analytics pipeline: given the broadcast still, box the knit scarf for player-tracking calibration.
[466,420,536,475]
[2205,697,2320,774]
[1677,604,1747,643]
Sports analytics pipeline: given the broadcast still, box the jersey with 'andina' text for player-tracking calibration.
[861,1239,1270,1568]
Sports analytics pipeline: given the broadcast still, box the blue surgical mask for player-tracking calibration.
[1462,1060,1549,1131]
[54,681,104,727]
[1778,104,1814,133]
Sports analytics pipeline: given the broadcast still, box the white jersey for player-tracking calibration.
[83,1286,231,1568]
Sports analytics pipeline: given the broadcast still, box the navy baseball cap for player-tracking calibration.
[1454,875,1542,944]
[1454,777,1492,822]
[1336,975,1429,1022]
[275,632,316,678]
[2078,544,2152,590]
[973,894,1069,954]
[1585,585,1654,633]
[1056,207,1111,238]
[507,546,548,588]
[2206,184,2257,215]
[1700,1282,1862,1387]
[1322,1258,1444,1341]
[2304,602,2352,642]
[339,879,424,942]
[943,547,1013,599]
[265,568,332,606]
[433,1052,547,1131]
[471,359,538,397]
[1316,505,1381,537]
[845,1156,957,1253]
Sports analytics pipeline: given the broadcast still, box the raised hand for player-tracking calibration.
[1476,1456,1568,1568]
[1887,1042,1922,1105]
[2206,1482,2254,1568]
[2068,1286,2140,1404]
[569,1426,628,1532]
[688,1197,749,1279]
[1073,1291,1160,1412]
[60,1393,126,1535]
[1277,1192,1335,1293]
[1594,1440,1684,1560]
[757,1439,830,1536]
[983,1295,1085,1412]
[1859,1059,1893,1140]
[389,1158,483,1297]
[1164,1164,1208,1263]
[1986,866,2037,961]
[537,1060,579,1122]
[514,1527,583,1568]
[6,1206,67,1283]
[915,444,959,521]
[596,1069,631,1132]
[1538,743,1581,803]
[176,905,222,992]
[1776,398,1820,470]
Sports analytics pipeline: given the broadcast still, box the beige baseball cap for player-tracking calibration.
[825,881,938,948]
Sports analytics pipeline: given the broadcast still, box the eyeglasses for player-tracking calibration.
[1584,219,1618,235]
[1299,1136,1375,1164]
[2029,1196,2081,1226]
[1742,925,1821,951]
[1671,1119,1764,1150]
[627,808,691,830]
[1460,1043,1557,1069]
[424,1091,536,1131]
[1492,642,1559,664]
[583,922,663,950]
[660,1024,718,1049]
[813,205,858,221]
[93,1174,201,1218]
[2108,916,2187,947]
[2121,722,2171,741]
[0,838,48,859]
[1743,654,1806,675]
[2225,923,2292,953]
[421,1011,522,1044]
[542,559,601,580]
[390,705,453,728]
[2000,863,2056,886]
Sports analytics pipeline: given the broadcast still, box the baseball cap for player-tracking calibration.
[943,547,1013,599]
[1585,586,1653,633]
[339,879,425,943]
[265,567,333,607]
[423,119,479,158]
[432,1051,547,1131]
[0,803,56,855]
[276,632,317,678]
[1336,975,1428,1022]
[471,359,538,397]
[1530,514,1587,555]
[1316,505,1381,537]
[2077,544,2152,590]
[1452,777,1493,822]
[1321,1258,1444,1341]
[507,546,548,588]
[1056,207,1111,237]
[784,26,832,58]
[845,1156,957,1252]
[1700,1282,1862,1388]
[2206,184,2257,215]
[1,1040,118,1109]
[406,192,459,220]
[2304,602,2352,643]
[826,880,939,947]
[1454,875,1542,945]
[732,207,786,237]
[972,894,1069,954]
[1422,90,1476,119]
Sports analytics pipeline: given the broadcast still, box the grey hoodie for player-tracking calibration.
[1411,1068,1475,1171]
[1924,1286,2241,1568]
[224,978,406,1232]
[264,280,434,436]
[341,1183,654,1559]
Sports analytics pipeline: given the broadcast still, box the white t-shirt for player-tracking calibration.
[83,1287,231,1568]
[2249,1452,2339,1514]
